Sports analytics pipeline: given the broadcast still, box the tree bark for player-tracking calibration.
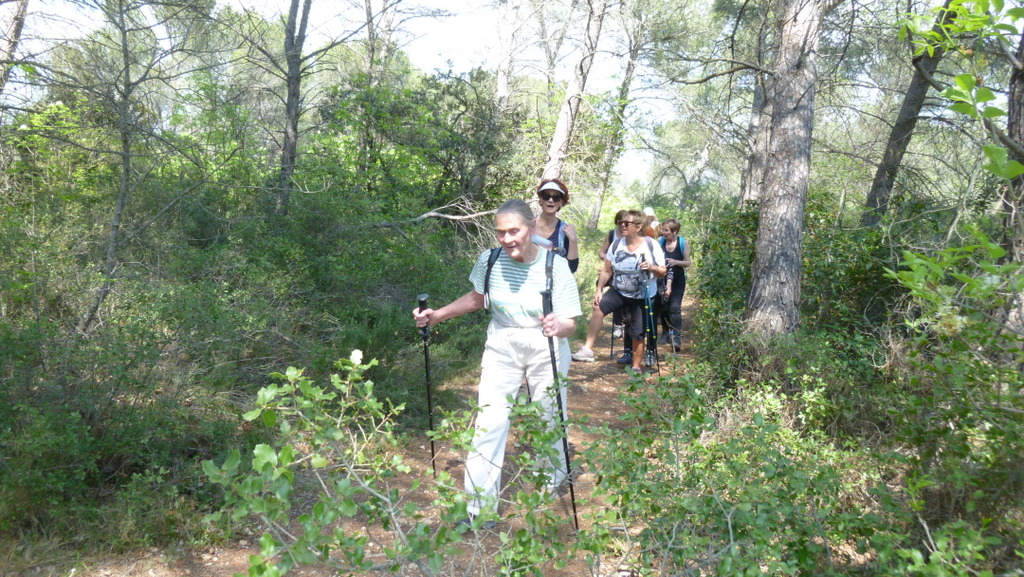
[542,0,607,180]
[79,6,140,334]
[274,0,313,218]
[0,0,29,97]
[744,0,824,337]
[739,76,770,207]
[860,0,953,229]
[1004,32,1024,265]
[495,0,526,112]
[586,0,641,230]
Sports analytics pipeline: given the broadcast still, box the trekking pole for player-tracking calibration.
[640,255,661,376]
[417,294,438,478]
[643,289,661,375]
[541,253,580,530]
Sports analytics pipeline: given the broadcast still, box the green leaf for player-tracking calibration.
[243,408,263,422]
[1004,161,1024,179]
[975,87,996,103]
[339,498,358,516]
[949,102,978,118]
[954,73,977,92]
[253,444,278,469]
[981,106,1006,118]
[940,87,971,102]
[983,144,1009,166]
[261,409,277,427]
[222,449,241,473]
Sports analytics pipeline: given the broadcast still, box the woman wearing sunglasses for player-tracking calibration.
[572,210,666,374]
[534,178,579,273]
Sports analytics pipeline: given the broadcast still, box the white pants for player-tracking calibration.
[465,322,571,515]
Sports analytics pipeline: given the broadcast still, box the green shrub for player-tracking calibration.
[883,226,1024,572]
[204,352,579,576]
[580,372,885,576]
[0,319,266,547]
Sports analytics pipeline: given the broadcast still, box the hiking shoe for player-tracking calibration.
[626,366,650,377]
[455,515,498,531]
[615,351,633,365]
[644,350,657,367]
[572,346,595,362]
[612,324,623,339]
[657,332,670,345]
[672,335,681,351]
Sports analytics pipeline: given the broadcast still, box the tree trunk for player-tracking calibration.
[1004,32,1024,265]
[79,15,137,334]
[744,0,823,337]
[679,140,712,213]
[738,76,770,207]
[860,0,953,229]
[0,0,29,97]
[542,0,607,180]
[586,0,640,230]
[587,56,634,230]
[531,0,580,99]
[274,0,312,218]
[495,0,526,112]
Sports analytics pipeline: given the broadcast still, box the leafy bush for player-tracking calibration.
[204,352,580,576]
[883,226,1024,571]
[579,372,886,576]
[0,318,266,547]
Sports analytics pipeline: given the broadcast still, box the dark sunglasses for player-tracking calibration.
[616,220,637,226]
[538,191,565,202]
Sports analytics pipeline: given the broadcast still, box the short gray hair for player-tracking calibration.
[495,199,535,227]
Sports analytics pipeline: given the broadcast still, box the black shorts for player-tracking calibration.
[598,288,646,341]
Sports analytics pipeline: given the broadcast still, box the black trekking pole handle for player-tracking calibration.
[417,294,437,478]
[540,284,580,531]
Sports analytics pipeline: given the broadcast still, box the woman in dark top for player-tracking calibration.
[535,178,579,273]
[658,218,691,350]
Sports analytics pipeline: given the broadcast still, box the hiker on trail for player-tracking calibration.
[572,209,666,374]
[412,199,582,525]
[534,178,580,274]
[641,207,659,239]
[620,207,662,365]
[598,210,629,357]
[657,218,691,351]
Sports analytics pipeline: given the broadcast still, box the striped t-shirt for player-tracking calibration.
[469,247,582,329]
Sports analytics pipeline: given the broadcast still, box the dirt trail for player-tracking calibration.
[16,298,695,577]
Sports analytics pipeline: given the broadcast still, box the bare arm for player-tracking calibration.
[593,260,613,307]
[413,290,485,327]
[563,222,579,262]
[598,233,611,260]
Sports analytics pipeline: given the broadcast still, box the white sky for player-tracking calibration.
[18,0,658,181]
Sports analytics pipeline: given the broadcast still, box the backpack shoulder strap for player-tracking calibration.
[483,247,502,309]
[545,248,555,292]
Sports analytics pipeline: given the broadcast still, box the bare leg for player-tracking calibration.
[582,304,606,350]
[631,339,645,371]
